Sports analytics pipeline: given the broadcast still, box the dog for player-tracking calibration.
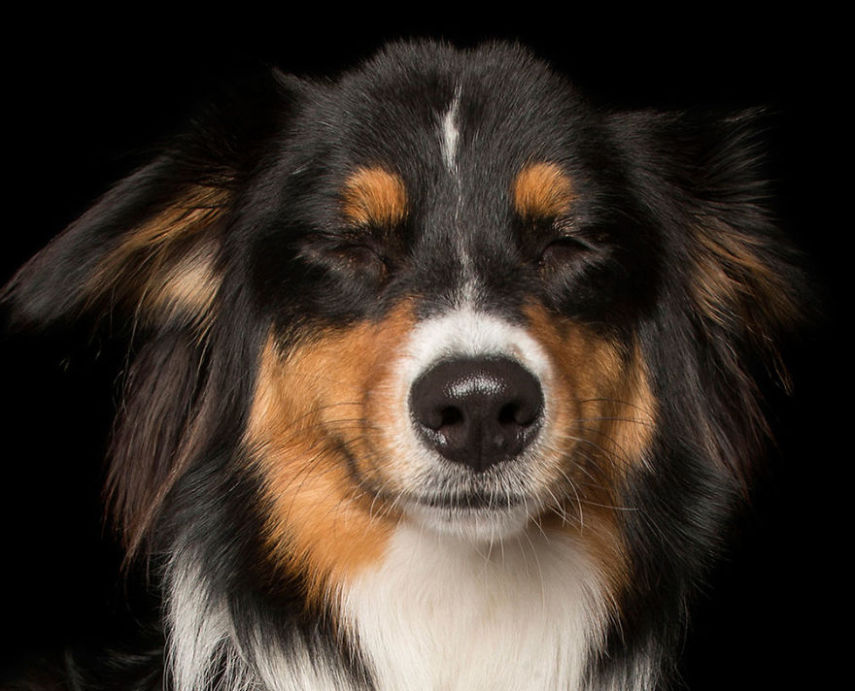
[2,40,805,690]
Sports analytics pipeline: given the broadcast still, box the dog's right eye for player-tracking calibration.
[327,244,381,265]
[303,238,389,281]
[330,243,385,270]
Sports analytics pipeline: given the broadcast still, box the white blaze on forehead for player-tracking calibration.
[437,85,480,302]
[440,87,462,171]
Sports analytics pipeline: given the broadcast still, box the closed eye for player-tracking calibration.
[539,235,596,269]
[300,231,390,279]
[330,242,384,266]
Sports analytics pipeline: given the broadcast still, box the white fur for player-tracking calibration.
[437,86,481,304]
[168,552,352,691]
[440,87,461,172]
[342,521,610,691]
[167,530,644,691]
[168,555,242,691]
[399,307,553,382]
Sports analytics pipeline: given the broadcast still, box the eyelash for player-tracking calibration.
[525,216,590,264]
[334,242,385,266]
[305,231,390,279]
[540,234,594,264]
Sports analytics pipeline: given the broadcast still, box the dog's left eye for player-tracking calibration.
[538,236,595,270]
[332,243,382,266]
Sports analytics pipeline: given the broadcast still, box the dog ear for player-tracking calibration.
[2,68,305,556]
[2,68,300,335]
[4,160,230,333]
[619,108,805,354]
[674,109,804,347]
[618,108,807,486]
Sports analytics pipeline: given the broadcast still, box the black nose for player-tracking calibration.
[409,357,544,473]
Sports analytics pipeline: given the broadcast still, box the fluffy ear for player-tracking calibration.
[2,68,297,334]
[622,108,804,351]
[686,113,805,480]
[621,108,807,485]
[4,159,230,332]
[1,68,303,556]
[674,110,803,349]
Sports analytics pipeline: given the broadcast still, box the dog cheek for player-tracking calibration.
[524,303,656,473]
[315,301,419,492]
[524,303,657,596]
[243,303,416,604]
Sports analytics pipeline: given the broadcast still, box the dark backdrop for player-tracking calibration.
[1,9,846,689]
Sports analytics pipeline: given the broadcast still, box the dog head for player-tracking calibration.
[3,41,803,625]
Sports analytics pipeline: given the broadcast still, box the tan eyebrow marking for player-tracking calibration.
[512,162,574,220]
[341,167,408,227]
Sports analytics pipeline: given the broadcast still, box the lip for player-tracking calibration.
[403,494,536,541]
[411,492,527,511]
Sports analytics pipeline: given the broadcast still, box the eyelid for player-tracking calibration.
[549,231,597,252]
[529,217,585,249]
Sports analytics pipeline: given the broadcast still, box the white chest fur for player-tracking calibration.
[341,523,609,691]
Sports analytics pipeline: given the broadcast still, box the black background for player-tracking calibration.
[1,9,847,689]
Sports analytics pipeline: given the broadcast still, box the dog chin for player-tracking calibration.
[403,499,535,543]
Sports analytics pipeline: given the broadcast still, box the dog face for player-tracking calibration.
[236,48,669,602]
[2,41,804,689]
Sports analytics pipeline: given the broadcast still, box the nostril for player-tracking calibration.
[439,406,464,428]
[409,357,544,472]
[498,402,518,426]
[498,400,536,427]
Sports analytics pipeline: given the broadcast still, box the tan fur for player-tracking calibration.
[524,303,656,594]
[87,185,228,325]
[692,220,800,332]
[512,162,574,220]
[341,167,408,227]
[245,303,417,609]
